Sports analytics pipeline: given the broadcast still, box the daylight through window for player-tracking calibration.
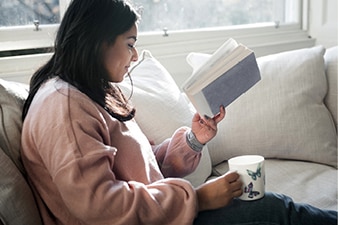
[0,0,299,31]
[133,0,298,32]
[0,0,60,27]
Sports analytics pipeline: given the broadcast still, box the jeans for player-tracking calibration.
[194,192,337,225]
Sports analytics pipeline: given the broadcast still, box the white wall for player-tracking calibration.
[308,0,338,48]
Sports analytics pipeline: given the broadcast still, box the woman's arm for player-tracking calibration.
[152,127,202,178]
[152,106,226,178]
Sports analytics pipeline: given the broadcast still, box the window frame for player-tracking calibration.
[0,0,307,53]
[0,0,314,85]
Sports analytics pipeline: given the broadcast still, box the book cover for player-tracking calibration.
[182,38,261,116]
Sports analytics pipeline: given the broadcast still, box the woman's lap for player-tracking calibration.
[193,192,337,225]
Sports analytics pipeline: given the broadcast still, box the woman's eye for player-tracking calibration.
[128,44,135,48]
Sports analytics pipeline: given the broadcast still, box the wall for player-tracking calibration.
[307,0,337,48]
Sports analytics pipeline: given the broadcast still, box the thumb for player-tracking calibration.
[192,112,202,123]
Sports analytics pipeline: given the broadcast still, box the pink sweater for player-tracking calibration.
[21,78,202,225]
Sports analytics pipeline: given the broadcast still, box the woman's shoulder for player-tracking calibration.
[40,77,80,95]
[35,78,89,103]
[29,77,100,117]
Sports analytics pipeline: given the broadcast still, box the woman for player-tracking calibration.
[21,0,337,224]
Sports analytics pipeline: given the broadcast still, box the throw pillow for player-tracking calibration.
[0,79,29,174]
[118,50,212,186]
[204,46,337,167]
[0,79,42,224]
[0,147,42,225]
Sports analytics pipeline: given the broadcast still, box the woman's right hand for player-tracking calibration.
[195,171,243,212]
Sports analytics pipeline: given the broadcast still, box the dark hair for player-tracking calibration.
[22,0,140,121]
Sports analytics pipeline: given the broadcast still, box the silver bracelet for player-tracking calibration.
[186,130,205,152]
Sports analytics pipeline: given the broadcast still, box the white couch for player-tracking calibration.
[0,45,337,224]
[118,45,338,210]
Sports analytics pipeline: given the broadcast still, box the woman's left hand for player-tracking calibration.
[191,106,226,144]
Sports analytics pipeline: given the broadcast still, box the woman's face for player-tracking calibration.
[103,24,138,82]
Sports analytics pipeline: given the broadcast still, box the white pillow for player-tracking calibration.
[118,50,212,186]
[205,46,337,167]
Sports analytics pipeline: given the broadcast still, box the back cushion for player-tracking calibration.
[0,79,28,173]
[324,46,337,130]
[0,79,43,224]
[205,46,337,167]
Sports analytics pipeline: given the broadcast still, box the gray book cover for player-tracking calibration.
[201,52,261,115]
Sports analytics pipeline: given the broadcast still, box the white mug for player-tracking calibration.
[228,155,265,201]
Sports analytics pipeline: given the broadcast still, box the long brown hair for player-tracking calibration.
[22,0,139,121]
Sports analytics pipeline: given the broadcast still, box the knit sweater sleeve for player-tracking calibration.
[152,128,202,178]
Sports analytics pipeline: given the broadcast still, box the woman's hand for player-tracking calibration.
[195,171,243,212]
[191,106,226,144]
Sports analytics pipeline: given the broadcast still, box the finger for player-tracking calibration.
[202,114,218,131]
[192,112,201,123]
[232,188,243,198]
[230,179,243,190]
[212,106,226,124]
[224,171,240,183]
[228,178,243,198]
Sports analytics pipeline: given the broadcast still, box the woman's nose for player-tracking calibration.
[132,47,138,62]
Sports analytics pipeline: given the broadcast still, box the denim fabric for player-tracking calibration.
[194,192,337,225]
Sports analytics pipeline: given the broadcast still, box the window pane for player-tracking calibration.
[0,0,60,27]
[132,0,298,32]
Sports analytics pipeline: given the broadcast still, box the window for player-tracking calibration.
[1,0,313,85]
[0,0,60,27]
[0,0,70,56]
[133,0,300,32]
[0,0,302,57]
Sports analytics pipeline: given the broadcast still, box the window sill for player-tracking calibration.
[0,23,315,85]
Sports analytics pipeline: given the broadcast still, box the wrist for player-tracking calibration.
[195,185,210,212]
[186,130,205,152]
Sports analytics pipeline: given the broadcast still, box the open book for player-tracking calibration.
[182,38,261,116]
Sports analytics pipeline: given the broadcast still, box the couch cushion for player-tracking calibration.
[0,79,43,224]
[118,50,212,186]
[0,79,28,174]
[324,46,337,130]
[206,46,337,167]
[0,146,43,225]
[211,159,337,211]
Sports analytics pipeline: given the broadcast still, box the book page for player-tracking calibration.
[206,38,239,68]
[182,38,261,116]
[182,38,239,90]
[186,45,251,94]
